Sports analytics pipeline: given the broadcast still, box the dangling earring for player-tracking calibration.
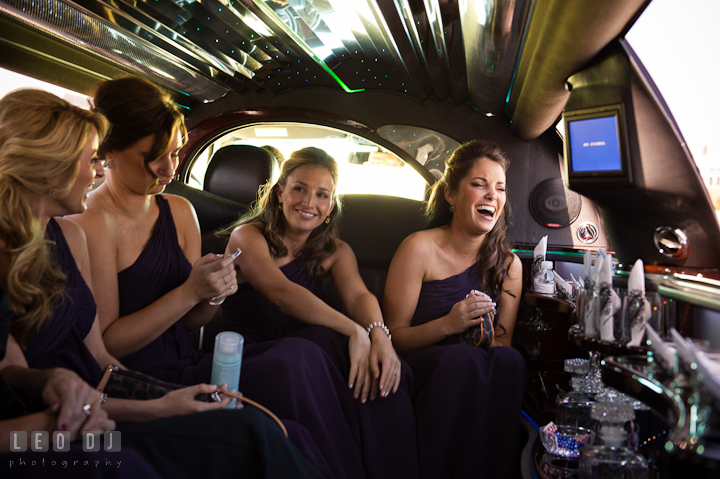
[278,202,283,210]
[325,216,331,224]
[449,204,455,212]
[104,160,116,169]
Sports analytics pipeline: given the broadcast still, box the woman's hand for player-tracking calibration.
[367,331,402,401]
[442,290,496,335]
[183,251,239,303]
[347,325,372,403]
[156,384,235,417]
[41,369,115,439]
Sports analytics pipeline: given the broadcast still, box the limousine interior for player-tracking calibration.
[2,0,719,476]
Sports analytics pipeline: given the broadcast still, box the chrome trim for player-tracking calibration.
[393,0,431,82]
[0,0,229,100]
[641,273,720,313]
[654,226,689,259]
[461,0,529,113]
[576,221,599,244]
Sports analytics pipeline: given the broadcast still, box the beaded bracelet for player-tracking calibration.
[367,321,391,341]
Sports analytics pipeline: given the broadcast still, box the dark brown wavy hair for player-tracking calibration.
[227,147,342,278]
[92,76,186,188]
[426,140,516,330]
[0,89,109,346]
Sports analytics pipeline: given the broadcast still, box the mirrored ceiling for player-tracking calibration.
[0,0,530,113]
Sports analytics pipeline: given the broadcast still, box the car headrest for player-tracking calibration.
[204,145,275,205]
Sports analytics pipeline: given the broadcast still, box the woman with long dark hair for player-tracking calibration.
[71,76,382,479]
[383,140,526,479]
[0,88,322,478]
[221,147,419,479]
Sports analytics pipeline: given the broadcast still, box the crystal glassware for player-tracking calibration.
[556,359,596,430]
[579,403,649,479]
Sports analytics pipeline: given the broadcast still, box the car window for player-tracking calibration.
[625,0,720,220]
[188,122,429,201]
[377,125,461,179]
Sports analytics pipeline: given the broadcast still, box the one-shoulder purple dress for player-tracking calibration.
[404,261,526,479]
[1,286,164,479]
[223,258,420,479]
[115,196,368,479]
[24,219,104,386]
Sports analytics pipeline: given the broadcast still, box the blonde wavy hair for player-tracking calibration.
[0,89,108,346]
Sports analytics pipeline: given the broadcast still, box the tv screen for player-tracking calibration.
[568,115,622,173]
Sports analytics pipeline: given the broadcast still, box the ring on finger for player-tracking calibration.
[82,403,92,416]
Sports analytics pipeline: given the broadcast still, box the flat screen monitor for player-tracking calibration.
[564,104,631,182]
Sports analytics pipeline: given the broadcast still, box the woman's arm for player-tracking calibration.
[330,241,402,400]
[228,225,370,396]
[0,342,114,440]
[102,383,234,422]
[490,253,522,348]
[0,410,57,452]
[169,195,237,333]
[68,199,235,358]
[56,218,126,370]
[383,233,494,351]
[229,225,362,338]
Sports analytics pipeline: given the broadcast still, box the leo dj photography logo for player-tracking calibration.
[7,431,123,471]
[10,431,121,453]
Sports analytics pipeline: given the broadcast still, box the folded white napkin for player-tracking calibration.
[597,250,621,341]
[645,324,675,371]
[583,250,592,284]
[554,271,572,299]
[671,329,720,403]
[584,253,602,337]
[533,236,548,291]
[625,259,652,347]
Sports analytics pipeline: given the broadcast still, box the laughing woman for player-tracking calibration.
[383,140,526,479]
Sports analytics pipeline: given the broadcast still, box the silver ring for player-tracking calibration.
[99,393,107,404]
[210,391,221,402]
[82,403,92,416]
[394,370,399,376]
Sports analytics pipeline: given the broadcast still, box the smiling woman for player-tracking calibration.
[383,139,525,479]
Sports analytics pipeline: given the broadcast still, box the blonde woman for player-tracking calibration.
[0,89,322,479]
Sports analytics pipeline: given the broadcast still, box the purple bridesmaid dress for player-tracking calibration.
[223,258,420,479]
[114,195,368,479]
[24,219,104,386]
[404,261,526,479]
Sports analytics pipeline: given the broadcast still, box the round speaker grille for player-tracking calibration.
[529,178,582,228]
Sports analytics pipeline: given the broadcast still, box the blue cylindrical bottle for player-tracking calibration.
[211,331,244,408]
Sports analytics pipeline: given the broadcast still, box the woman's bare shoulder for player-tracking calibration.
[54,217,89,262]
[398,228,442,256]
[69,191,116,233]
[163,193,197,225]
[230,222,265,240]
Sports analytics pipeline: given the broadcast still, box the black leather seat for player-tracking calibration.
[324,194,426,310]
[204,145,276,205]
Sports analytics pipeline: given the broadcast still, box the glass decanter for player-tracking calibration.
[556,359,595,430]
[579,403,649,479]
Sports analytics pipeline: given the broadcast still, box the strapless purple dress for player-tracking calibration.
[405,261,526,479]
[115,195,368,479]
[223,258,420,479]
[24,219,104,386]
